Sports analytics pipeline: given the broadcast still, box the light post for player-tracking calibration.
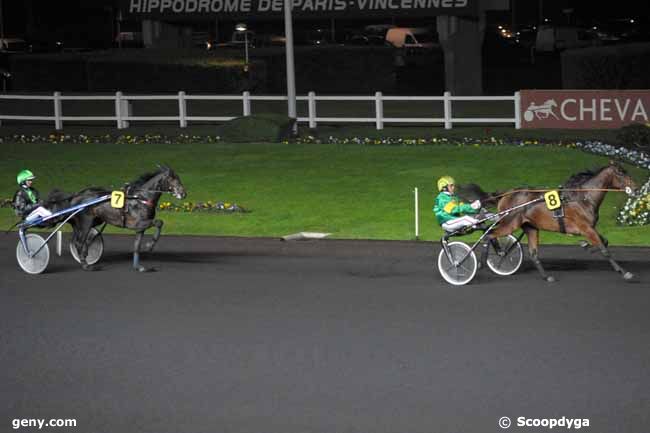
[0,0,4,42]
[235,23,249,72]
[283,0,297,134]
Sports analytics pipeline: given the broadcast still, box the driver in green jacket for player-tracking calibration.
[434,175,481,232]
[13,169,52,223]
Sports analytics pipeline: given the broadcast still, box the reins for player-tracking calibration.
[490,188,631,200]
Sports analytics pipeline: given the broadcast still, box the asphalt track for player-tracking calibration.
[1,235,649,433]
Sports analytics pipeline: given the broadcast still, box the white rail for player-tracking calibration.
[0,91,522,130]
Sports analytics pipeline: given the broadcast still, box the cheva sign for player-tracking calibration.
[520,90,650,129]
[122,0,477,19]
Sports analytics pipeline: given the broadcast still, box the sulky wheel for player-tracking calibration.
[16,234,50,275]
[437,241,478,286]
[70,227,104,266]
[486,234,524,276]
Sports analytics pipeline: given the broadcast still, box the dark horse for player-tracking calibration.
[467,161,637,282]
[70,165,187,272]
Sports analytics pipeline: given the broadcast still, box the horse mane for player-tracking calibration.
[562,166,608,188]
[130,168,164,188]
[129,166,176,189]
[76,186,110,195]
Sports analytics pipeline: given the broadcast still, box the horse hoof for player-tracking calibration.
[135,266,156,273]
[82,264,98,272]
[545,276,556,283]
[623,272,635,281]
[579,240,590,249]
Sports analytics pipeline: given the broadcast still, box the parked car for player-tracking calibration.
[216,31,256,48]
[385,27,438,50]
[115,32,144,48]
[535,25,601,52]
[595,18,650,44]
[344,32,387,46]
[0,38,28,53]
[27,40,64,53]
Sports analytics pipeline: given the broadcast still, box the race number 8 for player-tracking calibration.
[111,191,125,208]
[544,190,561,210]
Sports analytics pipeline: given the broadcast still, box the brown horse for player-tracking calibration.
[478,161,638,282]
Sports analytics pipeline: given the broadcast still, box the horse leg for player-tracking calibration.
[579,234,608,252]
[582,228,634,281]
[480,216,517,272]
[478,241,489,269]
[133,230,155,272]
[144,219,164,252]
[76,219,98,271]
[523,225,555,283]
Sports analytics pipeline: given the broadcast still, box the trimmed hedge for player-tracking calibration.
[217,113,296,142]
[10,49,265,93]
[616,123,650,149]
[261,46,397,94]
[561,43,650,89]
[10,53,90,91]
[10,46,399,94]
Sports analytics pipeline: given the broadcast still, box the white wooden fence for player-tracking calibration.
[0,91,522,130]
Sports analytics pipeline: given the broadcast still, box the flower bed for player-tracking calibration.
[158,200,248,213]
[617,179,650,226]
[2,132,648,225]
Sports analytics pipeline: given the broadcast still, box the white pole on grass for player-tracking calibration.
[414,187,419,240]
[56,231,62,256]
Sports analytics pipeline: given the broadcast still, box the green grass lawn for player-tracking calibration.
[1,141,648,245]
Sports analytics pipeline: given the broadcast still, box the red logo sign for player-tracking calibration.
[520,90,650,129]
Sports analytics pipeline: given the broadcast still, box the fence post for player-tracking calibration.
[53,91,63,130]
[178,91,187,128]
[308,91,317,129]
[121,97,131,129]
[115,91,123,129]
[514,91,522,129]
[375,91,384,130]
[443,91,452,130]
[414,187,419,240]
[243,91,251,116]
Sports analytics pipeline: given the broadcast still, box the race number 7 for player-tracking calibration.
[544,190,561,210]
[111,191,125,209]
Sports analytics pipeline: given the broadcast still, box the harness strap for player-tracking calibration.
[557,214,567,234]
[119,195,156,228]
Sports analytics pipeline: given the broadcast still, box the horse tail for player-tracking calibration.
[457,183,504,207]
[44,189,75,213]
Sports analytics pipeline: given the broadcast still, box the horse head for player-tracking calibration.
[606,160,637,195]
[157,164,187,200]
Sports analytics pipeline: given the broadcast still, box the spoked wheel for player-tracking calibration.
[486,234,523,276]
[437,241,478,286]
[16,234,50,274]
[70,227,104,265]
